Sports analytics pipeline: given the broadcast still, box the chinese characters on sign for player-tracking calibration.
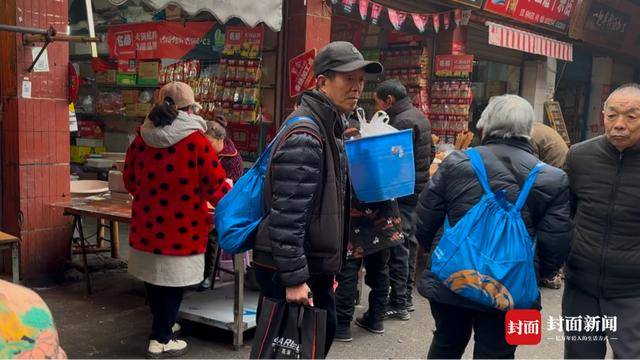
[585,2,630,37]
[288,49,317,98]
[434,54,474,77]
[483,0,578,33]
[505,310,618,345]
[108,21,218,60]
[505,310,542,345]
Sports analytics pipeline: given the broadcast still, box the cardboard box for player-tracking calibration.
[96,70,116,85]
[124,104,138,117]
[135,103,153,117]
[118,59,137,74]
[116,73,137,86]
[137,61,159,86]
[70,145,106,163]
[121,90,139,104]
[78,120,104,139]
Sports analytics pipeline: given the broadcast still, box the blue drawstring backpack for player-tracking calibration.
[215,116,315,254]
[431,148,545,311]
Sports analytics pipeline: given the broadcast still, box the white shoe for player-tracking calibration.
[171,323,181,335]
[146,339,188,359]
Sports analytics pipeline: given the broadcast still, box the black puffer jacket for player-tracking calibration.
[387,97,432,206]
[565,136,640,298]
[253,90,350,287]
[416,138,571,311]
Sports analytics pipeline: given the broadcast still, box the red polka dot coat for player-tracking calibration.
[123,131,231,256]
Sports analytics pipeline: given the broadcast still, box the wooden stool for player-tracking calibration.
[0,231,20,283]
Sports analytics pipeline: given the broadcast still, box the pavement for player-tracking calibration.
[33,219,586,358]
[35,268,572,359]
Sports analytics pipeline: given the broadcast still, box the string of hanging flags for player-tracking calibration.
[332,0,472,33]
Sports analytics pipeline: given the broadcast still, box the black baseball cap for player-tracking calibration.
[313,41,383,76]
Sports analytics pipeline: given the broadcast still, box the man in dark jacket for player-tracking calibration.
[252,41,383,356]
[563,83,640,359]
[416,94,571,358]
[374,79,432,319]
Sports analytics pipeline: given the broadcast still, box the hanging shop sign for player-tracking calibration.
[222,25,265,59]
[434,55,474,77]
[289,49,317,98]
[483,0,579,33]
[449,0,483,9]
[108,21,226,60]
[569,0,640,57]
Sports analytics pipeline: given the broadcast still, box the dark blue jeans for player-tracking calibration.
[388,203,418,309]
[336,248,391,324]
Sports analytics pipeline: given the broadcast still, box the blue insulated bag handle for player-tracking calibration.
[514,162,546,212]
[466,148,493,195]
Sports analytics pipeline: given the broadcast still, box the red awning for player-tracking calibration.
[486,21,573,62]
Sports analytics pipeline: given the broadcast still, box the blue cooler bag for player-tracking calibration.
[215,116,314,254]
[431,148,545,311]
[345,129,415,203]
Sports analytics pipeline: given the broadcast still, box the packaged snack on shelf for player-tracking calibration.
[226,60,237,82]
[243,86,254,105]
[218,59,228,81]
[245,60,258,83]
[222,82,234,102]
[233,83,245,104]
[96,92,124,115]
[121,90,139,104]
[236,60,246,83]
[213,80,224,102]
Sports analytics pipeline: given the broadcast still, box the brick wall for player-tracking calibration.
[1,0,72,282]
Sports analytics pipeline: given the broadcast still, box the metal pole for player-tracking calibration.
[84,0,98,57]
[0,23,51,35]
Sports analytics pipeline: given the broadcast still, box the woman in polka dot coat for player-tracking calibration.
[123,82,230,358]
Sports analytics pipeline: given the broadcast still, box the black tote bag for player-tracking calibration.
[250,297,327,359]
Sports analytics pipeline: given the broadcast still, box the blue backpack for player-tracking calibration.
[431,148,545,311]
[215,116,315,254]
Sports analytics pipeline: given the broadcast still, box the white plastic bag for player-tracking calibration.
[356,108,398,137]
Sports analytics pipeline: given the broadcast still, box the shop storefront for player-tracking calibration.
[567,0,640,140]
[326,0,481,145]
[68,0,284,182]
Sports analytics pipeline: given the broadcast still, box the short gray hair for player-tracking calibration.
[477,94,534,140]
[205,121,226,139]
[604,83,640,108]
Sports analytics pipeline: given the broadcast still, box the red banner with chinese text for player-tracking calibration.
[108,21,219,60]
[289,49,317,98]
[483,0,578,33]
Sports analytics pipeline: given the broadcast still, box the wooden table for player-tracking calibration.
[52,195,131,294]
[0,231,20,283]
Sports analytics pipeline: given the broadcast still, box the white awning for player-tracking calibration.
[141,0,283,31]
[486,21,573,62]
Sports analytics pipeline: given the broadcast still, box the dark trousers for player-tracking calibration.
[427,300,516,359]
[388,203,418,309]
[563,281,640,359]
[203,231,217,280]
[144,282,184,344]
[255,267,337,358]
[336,248,391,325]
